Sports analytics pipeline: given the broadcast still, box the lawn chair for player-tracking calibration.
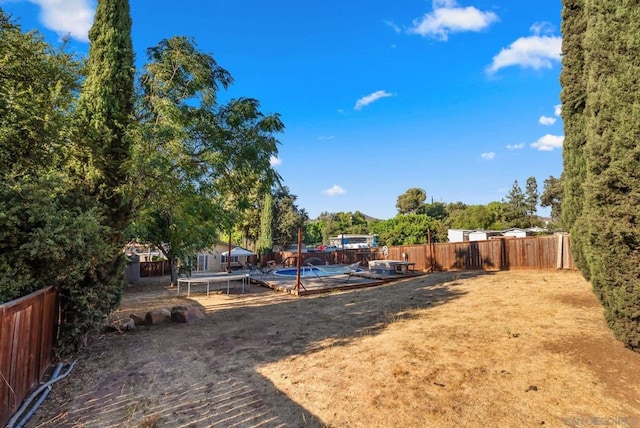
[244,262,276,278]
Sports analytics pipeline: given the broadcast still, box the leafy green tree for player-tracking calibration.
[303,221,323,247]
[446,205,487,230]
[0,11,123,352]
[0,13,78,175]
[445,202,508,231]
[485,201,510,230]
[349,211,370,233]
[312,211,370,242]
[0,11,84,302]
[575,0,640,350]
[424,201,447,220]
[129,36,282,285]
[370,214,435,246]
[443,202,467,225]
[272,186,308,249]
[396,187,427,214]
[540,175,564,223]
[314,212,337,243]
[431,219,449,242]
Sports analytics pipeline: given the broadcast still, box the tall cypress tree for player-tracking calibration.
[257,191,274,255]
[62,0,134,351]
[560,0,589,276]
[565,0,640,350]
[76,0,134,235]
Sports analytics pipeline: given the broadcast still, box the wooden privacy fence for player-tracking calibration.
[0,286,59,427]
[139,260,171,277]
[262,234,574,272]
[384,234,574,271]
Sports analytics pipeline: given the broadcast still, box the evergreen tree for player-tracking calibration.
[577,0,640,350]
[76,0,134,234]
[524,176,539,226]
[63,0,135,350]
[257,191,274,255]
[504,180,527,227]
[396,188,427,214]
[560,0,589,275]
[563,0,640,350]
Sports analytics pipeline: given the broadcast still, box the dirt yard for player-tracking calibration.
[28,270,640,427]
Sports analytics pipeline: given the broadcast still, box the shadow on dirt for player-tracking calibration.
[30,270,490,427]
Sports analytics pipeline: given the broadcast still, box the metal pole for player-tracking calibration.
[295,227,303,292]
[227,233,232,272]
[427,229,431,272]
[430,230,436,272]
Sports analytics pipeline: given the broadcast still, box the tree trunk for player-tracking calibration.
[170,259,179,287]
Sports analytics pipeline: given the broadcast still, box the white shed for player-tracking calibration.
[468,230,489,241]
[447,229,471,243]
[502,228,528,238]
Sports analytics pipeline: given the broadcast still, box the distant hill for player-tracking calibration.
[361,213,382,222]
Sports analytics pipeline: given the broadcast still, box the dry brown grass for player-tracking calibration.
[28,271,640,427]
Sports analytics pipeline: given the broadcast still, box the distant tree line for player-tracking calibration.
[302,177,558,248]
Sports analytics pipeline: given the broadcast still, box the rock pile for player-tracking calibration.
[103,305,204,333]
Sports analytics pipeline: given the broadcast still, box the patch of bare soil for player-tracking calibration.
[27,271,640,427]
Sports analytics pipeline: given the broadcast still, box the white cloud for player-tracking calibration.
[506,143,525,150]
[27,0,95,43]
[408,0,498,41]
[481,152,495,160]
[354,90,394,110]
[554,104,562,117]
[539,115,556,125]
[531,134,564,151]
[384,20,402,33]
[487,34,562,74]
[529,21,555,36]
[323,185,346,197]
[269,156,282,166]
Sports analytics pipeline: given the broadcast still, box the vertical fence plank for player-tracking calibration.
[0,287,58,427]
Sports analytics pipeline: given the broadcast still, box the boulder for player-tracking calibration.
[130,314,146,326]
[145,308,172,325]
[122,317,136,331]
[171,306,204,324]
[186,306,205,323]
[102,324,119,333]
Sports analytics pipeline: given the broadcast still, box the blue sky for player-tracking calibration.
[2,0,564,220]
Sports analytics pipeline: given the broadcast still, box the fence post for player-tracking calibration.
[556,233,564,269]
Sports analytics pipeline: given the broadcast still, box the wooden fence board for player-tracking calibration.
[139,260,171,277]
[0,287,58,427]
